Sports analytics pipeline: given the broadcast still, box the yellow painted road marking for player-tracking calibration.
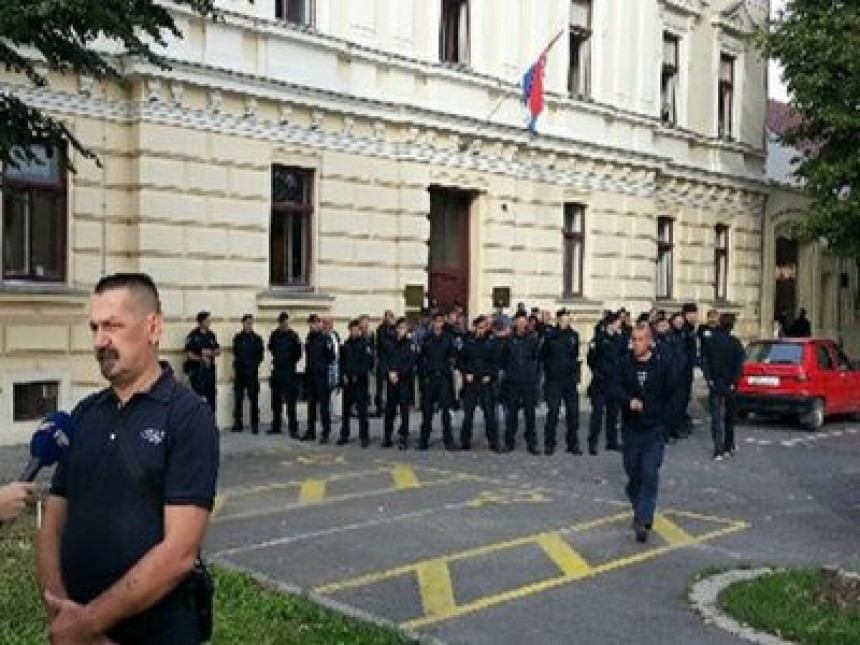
[466,488,550,508]
[225,467,391,499]
[313,510,750,630]
[652,514,695,546]
[415,560,457,618]
[299,480,327,505]
[391,464,421,489]
[535,534,592,577]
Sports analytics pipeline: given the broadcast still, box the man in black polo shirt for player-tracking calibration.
[37,273,219,644]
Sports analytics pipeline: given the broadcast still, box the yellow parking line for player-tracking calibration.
[535,534,592,577]
[224,468,391,499]
[299,480,327,505]
[652,514,695,546]
[391,464,421,490]
[415,560,457,618]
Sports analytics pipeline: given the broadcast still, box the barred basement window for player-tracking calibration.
[563,204,585,297]
[13,381,59,422]
[440,0,470,64]
[270,166,313,287]
[656,217,674,300]
[568,0,592,98]
[661,33,680,125]
[715,224,729,302]
[1,145,67,282]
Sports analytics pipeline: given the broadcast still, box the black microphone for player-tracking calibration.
[19,412,74,482]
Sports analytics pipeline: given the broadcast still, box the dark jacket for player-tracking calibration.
[541,326,581,382]
[387,336,418,378]
[502,331,541,382]
[305,330,336,377]
[587,330,621,387]
[655,332,683,386]
[702,328,745,393]
[268,328,303,373]
[184,328,219,375]
[420,331,457,379]
[680,322,697,373]
[340,336,374,381]
[232,331,264,376]
[614,351,673,433]
[459,334,499,382]
[375,322,397,370]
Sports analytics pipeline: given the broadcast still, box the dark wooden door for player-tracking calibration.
[428,189,470,313]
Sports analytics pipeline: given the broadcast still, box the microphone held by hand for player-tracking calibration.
[19,412,74,482]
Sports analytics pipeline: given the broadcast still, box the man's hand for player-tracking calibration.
[481,376,491,384]
[389,372,398,384]
[630,398,644,412]
[0,482,36,521]
[465,374,474,384]
[45,591,101,645]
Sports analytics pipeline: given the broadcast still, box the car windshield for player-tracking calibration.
[746,343,803,365]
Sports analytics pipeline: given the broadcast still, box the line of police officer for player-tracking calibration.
[182,302,722,456]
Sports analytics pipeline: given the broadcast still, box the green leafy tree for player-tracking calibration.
[762,0,860,256]
[0,0,216,169]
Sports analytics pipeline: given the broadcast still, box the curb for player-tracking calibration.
[212,558,448,645]
[689,568,794,645]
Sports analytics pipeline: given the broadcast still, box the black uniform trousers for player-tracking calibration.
[190,366,217,414]
[505,380,537,449]
[460,381,499,448]
[341,376,370,443]
[306,372,332,438]
[270,370,299,436]
[545,378,580,450]
[588,384,619,448]
[384,378,412,442]
[233,370,259,430]
[420,375,454,446]
[374,366,386,414]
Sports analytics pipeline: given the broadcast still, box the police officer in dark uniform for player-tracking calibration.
[184,310,220,413]
[419,312,457,450]
[444,309,466,410]
[587,312,624,454]
[268,311,303,436]
[541,308,582,455]
[459,316,501,452]
[702,314,745,460]
[654,316,684,443]
[502,311,541,454]
[374,310,397,417]
[303,313,336,443]
[384,317,417,450]
[232,314,264,434]
[680,303,699,433]
[338,319,374,447]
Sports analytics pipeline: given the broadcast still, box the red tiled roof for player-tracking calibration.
[766,99,802,136]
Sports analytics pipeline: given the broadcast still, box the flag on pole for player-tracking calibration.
[521,30,565,134]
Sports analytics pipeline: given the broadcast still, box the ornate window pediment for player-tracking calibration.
[713,0,759,37]
[658,0,710,20]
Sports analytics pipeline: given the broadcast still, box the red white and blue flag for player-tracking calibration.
[521,30,564,134]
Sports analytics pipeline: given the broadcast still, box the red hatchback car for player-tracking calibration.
[736,338,860,430]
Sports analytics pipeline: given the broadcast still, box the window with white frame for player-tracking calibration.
[718,53,735,139]
[275,0,314,26]
[270,166,313,287]
[568,0,592,98]
[661,33,680,125]
[563,203,585,297]
[656,217,674,300]
[1,145,67,283]
[440,0,470,65]
[715,224,729,302]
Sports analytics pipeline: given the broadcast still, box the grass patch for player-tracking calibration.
[719,569,860,645]
[1,513,411,645]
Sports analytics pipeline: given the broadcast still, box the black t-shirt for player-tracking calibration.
[50,363,219,641]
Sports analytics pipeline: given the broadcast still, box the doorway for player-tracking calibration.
[428,188,471,313]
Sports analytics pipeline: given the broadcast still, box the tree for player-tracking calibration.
[762,1,860,256]
[0,0,216,169]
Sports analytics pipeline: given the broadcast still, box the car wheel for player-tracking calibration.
[801,398,825,431]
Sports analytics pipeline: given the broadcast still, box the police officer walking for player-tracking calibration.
[502,311,541,454]
[232,314,264,434]
[702,314,745,460]
[184,310,221,413]
[268,311,303,436]
[654,316,684,444]
[587,312,624,454]
[419,312,457,450]
[614,323,673,543]
[541,309,582,455]
[680,303,699,432]
[303,314,336,443]
[338,319,374,447]
[383,318,417,450]
[374,310,397,417]
[459,316,501,452]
